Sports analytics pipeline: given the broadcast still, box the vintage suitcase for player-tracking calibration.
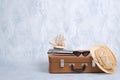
[48,35,117,73]
[48,51,103,73]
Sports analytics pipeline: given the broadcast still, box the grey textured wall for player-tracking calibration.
[0,0,120,80]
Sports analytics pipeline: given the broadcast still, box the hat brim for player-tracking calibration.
[90,45,117,73]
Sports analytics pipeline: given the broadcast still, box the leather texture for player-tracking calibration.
[49,54,103,73]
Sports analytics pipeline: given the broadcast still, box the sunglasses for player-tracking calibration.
[73,50,90,57]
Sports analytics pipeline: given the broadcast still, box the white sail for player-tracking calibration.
[49,34,65,48]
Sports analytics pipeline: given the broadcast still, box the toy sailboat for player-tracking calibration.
[49,34,65,49]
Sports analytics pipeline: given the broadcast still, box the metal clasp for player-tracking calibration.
[60,59,64,68]
[69,63,75,66]
[92,60,96,67]
[82,63,88,66]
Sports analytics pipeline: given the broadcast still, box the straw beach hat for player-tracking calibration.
[90,45,117,73]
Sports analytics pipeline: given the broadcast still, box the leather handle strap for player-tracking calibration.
[70,64,86,73]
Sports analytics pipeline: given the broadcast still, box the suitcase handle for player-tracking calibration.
[70,64,86,73]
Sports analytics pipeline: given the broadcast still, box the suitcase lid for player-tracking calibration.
[90,45,117,73]
[49,54,92,63]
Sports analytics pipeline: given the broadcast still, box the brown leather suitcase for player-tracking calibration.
[48,54,103,73]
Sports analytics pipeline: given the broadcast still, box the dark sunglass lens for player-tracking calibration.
[82,51,90,56]
[73,51,81,57]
